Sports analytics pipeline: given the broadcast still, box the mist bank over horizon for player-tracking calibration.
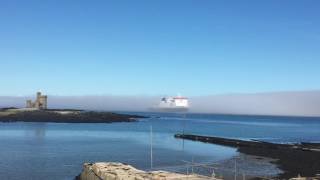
[1,90,320,117]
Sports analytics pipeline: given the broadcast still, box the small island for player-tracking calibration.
[0,107,145,123]
[0,92,145,123]
[0,108,145,123]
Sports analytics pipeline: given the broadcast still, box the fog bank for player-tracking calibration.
[1,91,320,117]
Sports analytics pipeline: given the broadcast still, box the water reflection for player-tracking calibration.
[0,112,319,180]
[32,123,46,139]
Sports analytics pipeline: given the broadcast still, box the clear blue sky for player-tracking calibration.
[0,0,319,96]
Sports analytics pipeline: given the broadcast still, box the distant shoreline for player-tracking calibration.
[0,108,146,123]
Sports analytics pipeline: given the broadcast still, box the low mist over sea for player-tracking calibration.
[1,90,320,117]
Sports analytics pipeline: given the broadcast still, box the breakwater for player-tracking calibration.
[174,134,320,179]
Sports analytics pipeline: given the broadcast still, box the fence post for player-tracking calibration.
[234,158,237,180]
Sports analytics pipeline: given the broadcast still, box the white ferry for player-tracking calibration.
[157,95,189,112]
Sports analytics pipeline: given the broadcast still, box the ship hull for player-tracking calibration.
[149,107,189,113]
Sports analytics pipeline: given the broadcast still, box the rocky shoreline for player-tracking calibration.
[0,108,145,123]
[175,134,320,179]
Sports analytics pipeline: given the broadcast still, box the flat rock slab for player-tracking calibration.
[78,162,220,180]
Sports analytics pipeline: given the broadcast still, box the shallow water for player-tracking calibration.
[0,112,319,180]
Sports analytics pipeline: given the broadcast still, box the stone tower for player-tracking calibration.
[26,100,32,108]
[26,92,48,110]
[38,94,47,109]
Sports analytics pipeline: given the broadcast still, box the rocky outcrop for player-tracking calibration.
[78,162,219,180]
[0,109,145,123]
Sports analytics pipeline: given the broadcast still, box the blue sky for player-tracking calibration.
[0,0,319,96]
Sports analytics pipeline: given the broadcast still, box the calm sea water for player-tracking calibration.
[0,112,319,180]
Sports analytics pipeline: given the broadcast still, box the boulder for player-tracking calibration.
[78,162,220,180]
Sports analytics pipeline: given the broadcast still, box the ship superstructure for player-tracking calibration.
[158,95,189,111]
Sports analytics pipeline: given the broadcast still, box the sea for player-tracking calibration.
[0,112,319,180]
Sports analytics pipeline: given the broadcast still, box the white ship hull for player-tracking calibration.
[154,96,189,112]
[150,106,189,112]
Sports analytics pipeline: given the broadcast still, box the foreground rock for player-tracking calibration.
[77,162,219,180]
[0,108,145,123]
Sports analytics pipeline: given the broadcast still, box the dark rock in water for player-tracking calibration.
[0,109,146,123]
